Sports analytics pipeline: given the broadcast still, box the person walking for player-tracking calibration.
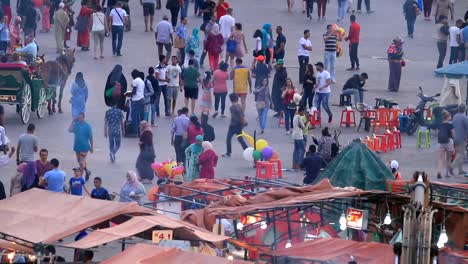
[298,30,312,84]
[180,0,190,19]
[436,15,450,69]
[154,55,171,118]
[40,158,66,193]
[205,23,224,71]
[198,141,218,179]
[70,72,88,118]
[316,0,327,21]
[68,113,93,181]
[345,15,360,71]
[166,56,182,116]
[274,25,286,61]
[226,23,247,68]
[185,27,200,62]
[403,0,419,38]
[437,110,455,179]
[200,71,214,115]
[337,0,348,21]
[462,20,468,61]
[0,18,9,56]
[104,64,128,111]
[104,102,124,162]
[187,115,204,144]
[253,78,270,134]
[281,78,297,135]
[434,0,453,23]
[155,15,173,60]
[142,71,154,122]
[387,37,404,92]
[128,69,145,135]
[171,107,190,163]
[40,0,51,33]
[302,64,316,109]
[252,55,270,88]
[323,24,338,83]
[36,149,52,178]
[16,124,38,164]
[140,0,155,32]
[314,62,333,123]
[356,0,371,13]
[231,58,251,111]
[174,17,188,64]
[272,59,288,116]
[215,0,230,21]
[213,61,229,117]
[184,135,203,182]
[165,0,180,28]
[53,3,69,53]
[108,1,128,56]
[450,104,468,176]
[422,0,433,20]
[76,1,93,51]
[91,6,107,59]
[261,23,273,65]
[223,93,248,157]
[448,20,463,64]
[182,59,202,113]
[219,7,234,58]
[136,121,155,183]
[292,106,306,169]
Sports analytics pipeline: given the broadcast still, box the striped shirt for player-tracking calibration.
[323,33,337,52]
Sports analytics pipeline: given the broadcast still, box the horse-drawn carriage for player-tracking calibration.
[0,63,51,124]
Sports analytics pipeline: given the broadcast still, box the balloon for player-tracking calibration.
[271,151,279,160]
[171,166,184,176]
[243,147,255,161]
[253,150,262,161]
[256,139,269,151]
[261,146,274,160]
[151,163,167,177]
[164,164,173,176]
[293,93,302,105]
[237,131,255,147]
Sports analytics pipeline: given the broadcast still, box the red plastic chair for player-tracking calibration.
[372,108,390,134]
[340,108,356,127]
[384,130,396,151]
[388,109,401,130]
[256,161,276,179]
[374,134,388,153]
[310,110,321,128]
[269,159,283,178]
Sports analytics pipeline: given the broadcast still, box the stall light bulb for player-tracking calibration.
[339,212,347,226]
[236,222,244,230]
[438,227,448,244]
[285,239,292,248]
[384,211,392,225]
[227,255,234,260]
[7,252,15,260]
[29,255,37,261]
[340,223,347,231]
[437,241,445,249]
[260,221,267,230]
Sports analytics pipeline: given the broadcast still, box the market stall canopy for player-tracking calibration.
[101,243,252,264]
[314,140,394,190]
[435,61,468,78]
[271,238,394,264]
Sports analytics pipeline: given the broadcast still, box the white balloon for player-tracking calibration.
[293,93,302,105]
[243,147,255,162]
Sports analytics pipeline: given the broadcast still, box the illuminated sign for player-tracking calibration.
[152,230,173,243]
[346,208,369,230]
[0,95,16,101]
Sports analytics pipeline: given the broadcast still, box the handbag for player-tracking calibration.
[256,101,266,110]
[174,36,186,49]
[226,38,237,53]
[74,15,88,32]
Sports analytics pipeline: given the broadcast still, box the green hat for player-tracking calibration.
[276,59,284,65]
[196,135,204,142]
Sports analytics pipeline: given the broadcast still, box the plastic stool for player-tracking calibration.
[278,111,285,128]
[416,128,431,148]
[403,107,414,116]
[339,94,352,106]
[340,108,356,127]
[269,159,283,178]
[310,110,321,128]
[392,128,402,149]
[375,134,388,153]
[362,137,376,151]
[384,130,396,151]
[256,161,276,179]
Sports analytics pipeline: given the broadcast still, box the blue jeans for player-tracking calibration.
[151,85,169,124]
[293,139,305,165]
[406,18,415,36]
[108,133,121,155]
[337,0,347,20]
[111,25,124,55]
[324,51,336,81]
[284,107,295,131]
[131,99,144,134]
[181,0,189,18]
[257,107,268,130]
[315,92,332,118]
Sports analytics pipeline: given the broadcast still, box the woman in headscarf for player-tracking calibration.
[119,171,146,202]
[70,72,88,118]
[9,16,22,52]
[272,59,288,116]
[387,37,404,92]
[261,23,273,64]
[185,27,200,60]
[104,64,128,110]
[76,0,93,51]
[205,23,224,71]
[10,162,26,196]
[184,135,203,182]
[21,161,38,191]
[198,141,218,179]
[136,121,155,184]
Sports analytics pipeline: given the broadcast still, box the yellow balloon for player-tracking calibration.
[256,139,269,151]
[236,131,255,147]
[164,164,173,176]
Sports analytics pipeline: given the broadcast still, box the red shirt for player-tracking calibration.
[187,124,204,144]
[348,22,360,44]
[283,89,295,105]
[216,2,230,20]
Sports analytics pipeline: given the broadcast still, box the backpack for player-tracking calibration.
[226,37,237,53]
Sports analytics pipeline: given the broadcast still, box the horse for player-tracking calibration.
[39,49,75,114]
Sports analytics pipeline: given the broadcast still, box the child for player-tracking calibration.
[187,49,200,70]
[389,160,402,180]
[200,71,213,115]
[68,167,89,196]
[40,0,51,33]
[90,177,112,200]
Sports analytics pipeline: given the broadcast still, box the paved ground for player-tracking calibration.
[1,0,468,260]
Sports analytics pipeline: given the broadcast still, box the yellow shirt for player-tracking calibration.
[233,66,249,94]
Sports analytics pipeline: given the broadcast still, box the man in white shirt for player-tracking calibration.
[155,15,174,60]
[314,62,333,123]
[128,69,145,134]
[108,1,128,56]
[448,19,463,64]
[298,29,312,84]
[154,55,171,118]
[166,56,182,116]
[219,8,235,59]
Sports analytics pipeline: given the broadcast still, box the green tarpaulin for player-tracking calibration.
[313,140,394,190]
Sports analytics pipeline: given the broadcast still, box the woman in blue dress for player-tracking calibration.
[70,72,88,118]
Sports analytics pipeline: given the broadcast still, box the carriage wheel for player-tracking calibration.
[36,88,47,119]
[20,84,32,124]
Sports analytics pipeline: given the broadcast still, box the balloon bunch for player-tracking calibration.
[151,160,184,178]
[331,24,346,38]
[238,132,280,162]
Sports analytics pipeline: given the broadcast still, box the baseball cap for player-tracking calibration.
[390,160,399,170]
[256,55,265,62]
[314,62,324,67]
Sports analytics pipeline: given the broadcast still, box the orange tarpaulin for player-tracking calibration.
[101,243,252,264]
[271,238,394,264]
